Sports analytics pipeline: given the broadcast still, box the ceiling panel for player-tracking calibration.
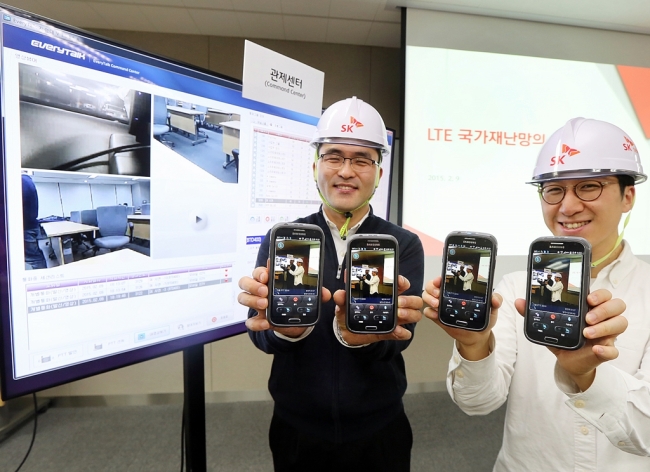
[3,0,54,18]
[326,18,373,45]
[329,0,380,21]
[81,0,186,5]
[188,8,242,37]
[7,0,650,48]
[366,21,400,47]
[281,0,331,17]
[374,4,401,22]
[234,0,283,14]
[236,11,286,40]
[283,15,328,42]
[138,4,199,34]
[44,0,110,29]
[90,3,156,32]
[181,0,234,7]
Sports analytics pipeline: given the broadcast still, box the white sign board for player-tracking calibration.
[242,40,324,117]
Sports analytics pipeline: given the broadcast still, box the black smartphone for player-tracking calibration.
[345,234,399,334]
[439,232,498,331]
[267,223,325,327]
[524,237,591,350]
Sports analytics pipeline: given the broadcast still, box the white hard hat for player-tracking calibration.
[554,273,562,279]
[310,96,390,157]
[465,265,473,270]
[528,118,647,185]
[296,258,303,262]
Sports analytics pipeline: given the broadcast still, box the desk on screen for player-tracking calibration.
[41,221,99,265]
[219,120,240,166]
[205,108,232,127]
[167,106,207,145]
[127,214,150,240]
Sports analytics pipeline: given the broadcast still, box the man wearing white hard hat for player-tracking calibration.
[458,265,474,292]
[288,259,304,286]
[423,117,650,471]
[238,97,424,471]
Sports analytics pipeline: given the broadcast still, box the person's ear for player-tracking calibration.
[622,185,635,213]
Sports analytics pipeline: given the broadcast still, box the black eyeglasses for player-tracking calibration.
[539,180,615,205]
[319,153,379,173]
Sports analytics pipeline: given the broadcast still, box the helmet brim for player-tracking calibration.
[311,137,389,156]
[527,169,648,185]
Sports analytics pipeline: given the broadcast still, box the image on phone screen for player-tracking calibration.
[441,242,493,329]
[526,250,585,345]
[270,234,322,325]
[348,240,397,332]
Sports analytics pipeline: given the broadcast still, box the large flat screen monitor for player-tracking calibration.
[0,5,394,399]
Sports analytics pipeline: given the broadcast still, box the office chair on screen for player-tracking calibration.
[224,148,239,172]
[69,211,87,255]
[153,95,174,148]
[194,105,209,139]
[93,205,132,255]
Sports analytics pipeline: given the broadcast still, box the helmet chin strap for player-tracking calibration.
[591,209,632,268]
[591,195,635,268]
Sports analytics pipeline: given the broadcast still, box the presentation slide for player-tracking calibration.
[403,46,650,256]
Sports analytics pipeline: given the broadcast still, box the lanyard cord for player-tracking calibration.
[591,207,632,268]
[316,187,371,239]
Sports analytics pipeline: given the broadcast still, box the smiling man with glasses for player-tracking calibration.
[238,97,424,471]
[423,117,650,471]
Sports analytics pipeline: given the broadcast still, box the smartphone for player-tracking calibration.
[345,234,399,334]
[439,232,498,331]
[524,237,591,350]
[267,223,325,327]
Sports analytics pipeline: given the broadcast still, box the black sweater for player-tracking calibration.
[248,208,424,442]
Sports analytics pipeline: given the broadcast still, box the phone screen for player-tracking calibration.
[440,235,495,330]
[347,236,398,333]
[526,240,587,348]
[269,226,323,326]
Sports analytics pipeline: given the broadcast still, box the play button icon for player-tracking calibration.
[190,211,208,230]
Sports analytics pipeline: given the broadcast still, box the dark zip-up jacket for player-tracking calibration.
[248,207,424,442]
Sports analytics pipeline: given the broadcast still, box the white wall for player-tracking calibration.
[35,182,136,218]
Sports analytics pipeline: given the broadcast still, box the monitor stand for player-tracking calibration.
[183,344,207,471]
[0,396,50,443]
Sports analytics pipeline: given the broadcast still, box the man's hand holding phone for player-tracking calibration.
[333,275,422,346]
[514,289,627,391]
[238,265,331,338]
[423,276,502,361]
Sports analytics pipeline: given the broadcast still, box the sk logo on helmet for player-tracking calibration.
[623,136,637,152]
[341,116,364,133]
[550,144,580,166]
